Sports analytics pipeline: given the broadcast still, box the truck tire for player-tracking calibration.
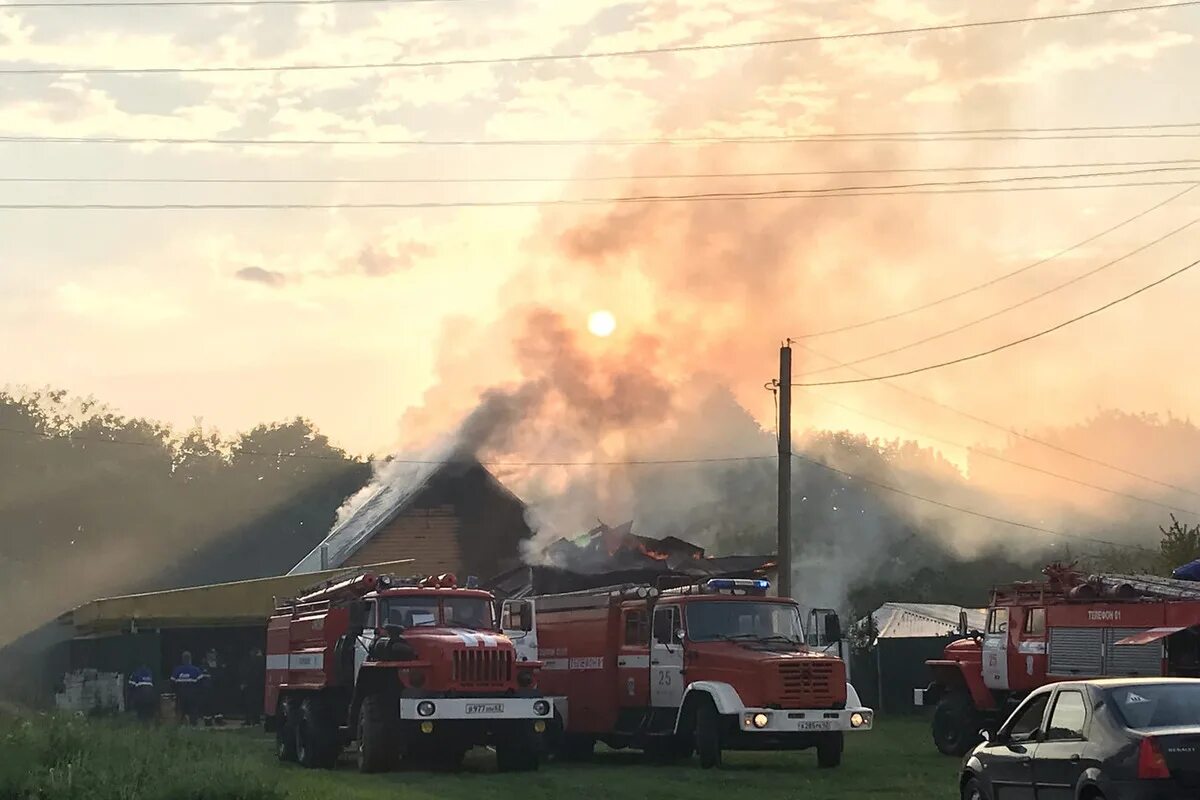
[694,700,722,769]
[496,724,539,772]
[816,731,843,768]
[357,692,401,773]
[296,696,340,769]
[932,692,983,756]
[277,698,298,763]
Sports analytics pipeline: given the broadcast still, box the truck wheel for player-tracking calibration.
[496,724,539,772]
[276,699,298,763]
[357,692,401,773]
[933,692,982,756]
[816,731,843,768]
[296,696,340,769]
[694,701,722,769]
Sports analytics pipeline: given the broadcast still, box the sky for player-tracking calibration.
[2,0,1200,461]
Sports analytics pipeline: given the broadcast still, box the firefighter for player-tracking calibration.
[238,646,266,726]
[199,648,222,726]
[126,664,157,722]
[170,651,202,725]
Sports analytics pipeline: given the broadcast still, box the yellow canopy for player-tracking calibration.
[65,559,414,633]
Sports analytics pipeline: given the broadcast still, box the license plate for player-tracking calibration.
[465,703,503,715]
[797,721,833,731]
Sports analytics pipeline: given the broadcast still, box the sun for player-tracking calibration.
[587,309,617,338]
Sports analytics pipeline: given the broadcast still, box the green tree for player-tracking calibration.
[1159,514,1200,573]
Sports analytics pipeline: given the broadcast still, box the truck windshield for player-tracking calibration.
[685,601,804,643]
[444,597,495,630]
[380,596,496,630]
[382,598,440,628]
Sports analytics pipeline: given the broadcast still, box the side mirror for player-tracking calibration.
[519,604,533,633]
[958,610,969,636]
[824,614,842,644]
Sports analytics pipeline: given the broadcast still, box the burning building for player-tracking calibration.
[489,520,776,598]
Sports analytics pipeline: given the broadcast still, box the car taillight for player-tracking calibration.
[1137,737,1171,780]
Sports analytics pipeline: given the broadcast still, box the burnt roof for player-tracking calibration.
[487,521,774,598]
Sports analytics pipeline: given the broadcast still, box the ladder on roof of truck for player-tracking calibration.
[526,583,659,613]
[1096,573,1200,600]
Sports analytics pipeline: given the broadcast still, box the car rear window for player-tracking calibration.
[1104,683,1200,729]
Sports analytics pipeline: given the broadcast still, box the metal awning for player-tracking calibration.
[1114,626,1187,646]
[63,558,414,633]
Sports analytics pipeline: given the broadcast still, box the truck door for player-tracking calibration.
[500,599,538,663]
[983,607,1011,690]
[651,606,684,708]
[354,600,378,680]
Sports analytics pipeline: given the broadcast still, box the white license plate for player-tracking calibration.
[796,720,833,731]
[465,703,504,715]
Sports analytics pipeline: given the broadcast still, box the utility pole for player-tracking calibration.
[777,341,792,600]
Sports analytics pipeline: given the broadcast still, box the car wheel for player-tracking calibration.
[961,776,987,800]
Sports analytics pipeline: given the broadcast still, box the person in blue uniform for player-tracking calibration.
[126,665,157,722]
[170,651,202,725]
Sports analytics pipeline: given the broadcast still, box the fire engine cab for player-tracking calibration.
[266,572,549,772]
[924,564,1200,756]
[500,577,873,769]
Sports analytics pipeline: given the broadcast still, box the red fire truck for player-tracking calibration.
[266,572,550,772]
[499,577,873,769]
[923,564,1200,755]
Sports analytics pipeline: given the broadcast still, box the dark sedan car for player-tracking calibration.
[959,678,1200,800]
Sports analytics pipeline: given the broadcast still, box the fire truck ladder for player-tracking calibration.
[1095,573,1200,600]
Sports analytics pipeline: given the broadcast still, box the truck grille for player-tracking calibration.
[452,649,513,686]
[778,660,839,707]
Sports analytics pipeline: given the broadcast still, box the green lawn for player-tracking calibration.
[270,718,959,800]
[0,714,960,800]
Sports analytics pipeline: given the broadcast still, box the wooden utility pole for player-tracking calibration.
[777,342,792,600]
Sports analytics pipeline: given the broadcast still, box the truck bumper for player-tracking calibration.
[399,697,554,721]
[733,706,874,734]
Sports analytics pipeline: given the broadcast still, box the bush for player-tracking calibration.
[0,714,283,800]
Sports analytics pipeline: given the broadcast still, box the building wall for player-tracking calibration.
[345,505,463,576]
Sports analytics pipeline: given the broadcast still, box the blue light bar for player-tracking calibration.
[704,578,771,592]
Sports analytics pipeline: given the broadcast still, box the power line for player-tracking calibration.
[6,0,465,7]
[3,1,1198,75]
[800,193,1200,377]
[801,391,1200,517]
[8,128,1200,148]
[0,424,773,466]
[795,341,1200,501]
[793,255,1200,387]
[796,184,1198,339]
[6,161,1200,187]
[8,158,1200,186]
[790,451,1154,553]
[7,175,1200,212]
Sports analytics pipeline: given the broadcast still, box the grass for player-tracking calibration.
[0,714,960,800]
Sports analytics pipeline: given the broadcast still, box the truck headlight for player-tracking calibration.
[417,701,436,717]
[753,713,770,729]
[407,669,426,688]
[850,712,865,728]
[517,669,534,687]
[533,700,550,716]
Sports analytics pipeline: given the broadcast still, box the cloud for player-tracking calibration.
[234,266,289,287]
